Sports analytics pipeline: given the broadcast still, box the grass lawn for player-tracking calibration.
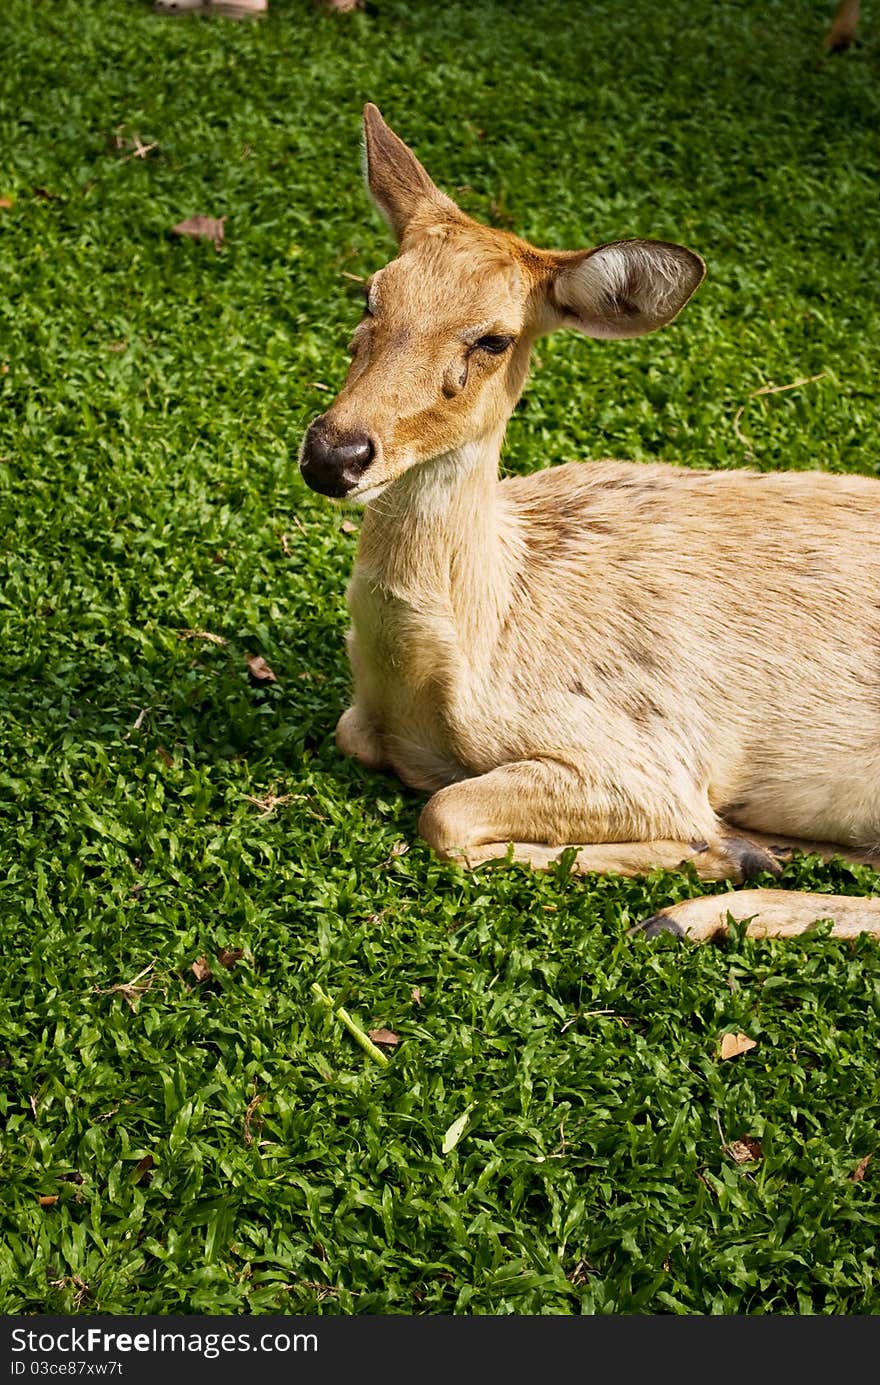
[1,0,879,1316]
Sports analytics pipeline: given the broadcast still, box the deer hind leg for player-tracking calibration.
[335,704,386,770]
[824,0,861,50]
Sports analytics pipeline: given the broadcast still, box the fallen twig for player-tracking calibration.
[311,983,390,1066]
[732,404,751,452]
[751,371,827,398]
[732,372,827,454]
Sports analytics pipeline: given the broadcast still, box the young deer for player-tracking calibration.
[300,105,880,941]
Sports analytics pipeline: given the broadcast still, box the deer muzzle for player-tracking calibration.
[300,416,376,498]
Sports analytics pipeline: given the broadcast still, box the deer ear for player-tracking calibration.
[548,239,705,339]
[362,103,458,242]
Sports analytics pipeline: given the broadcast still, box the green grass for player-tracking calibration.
[1,0,879,1316]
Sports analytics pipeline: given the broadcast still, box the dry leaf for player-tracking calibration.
[131,1154,154,1185]
[218,947,244,969]
[177,628,228,646]
[243,1092,264,1146]
[727,1136,763,1164]
[442,1106,474,1154]
[0,197,13,210]
[246,653,277,683]
[243,791,294,817]
[171,215,226,251]
[38,1195,59,1207]
[411,986,421,1006]
[388,840,409,858]
[95,963,154,1012]
[191,956,212,983]
[156,746,173,768]
[33,186,59,201]
[719,1031,757,1060]
[340,519,358,534]
[852,1154,872,1182]
[367,1028,399,1046]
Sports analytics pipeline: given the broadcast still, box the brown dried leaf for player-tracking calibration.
[852,1154,872,1182]
[340,519,358,534]
[171,215,226,251]
[218,947,244,969]
[727,1136,763,1164]
[156,746,174,768]
[243,1092,264,1146]
[0,197,13,210]
[719,1031,757,1060]
[131,1154,154,1184]
[367,1028,400,1046]
[411,986,421,1006]
[191,956,212,983]
[38,1195,59,1208]
[33,186,60,201]
[246,653,277,683]
[95,963,154,1012]
[243,791,294,817]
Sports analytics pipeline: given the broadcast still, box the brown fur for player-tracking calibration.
[304,105,880,941]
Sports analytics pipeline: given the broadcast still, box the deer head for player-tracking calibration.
[300,104,705,502]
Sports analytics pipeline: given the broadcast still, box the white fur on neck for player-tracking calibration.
[360,440,492,521]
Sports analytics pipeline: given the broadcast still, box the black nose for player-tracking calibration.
[300,419,375,498]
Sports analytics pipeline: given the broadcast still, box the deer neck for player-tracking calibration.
[355,429,516,637]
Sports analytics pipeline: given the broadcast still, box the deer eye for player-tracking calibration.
[474,334,514,355]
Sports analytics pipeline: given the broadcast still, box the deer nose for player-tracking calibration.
[300,419,375,497]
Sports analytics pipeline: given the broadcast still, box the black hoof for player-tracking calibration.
[629,912,686,940]
[723,835,783,882]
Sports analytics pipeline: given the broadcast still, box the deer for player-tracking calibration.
[299,104,880,942]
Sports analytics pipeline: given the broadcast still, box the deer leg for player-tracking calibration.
[634,889,880,942]
[452,826,878,879]
[824,0,861,50]
[418,761,880,886]
[418,759,762,882]
[335,704,386,770]
[446,837,763,882]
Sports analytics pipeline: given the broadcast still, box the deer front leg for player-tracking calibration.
[824,0,860,50]
[453,838,769,882]
[418,760,789,884]
[335,704,386,770]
